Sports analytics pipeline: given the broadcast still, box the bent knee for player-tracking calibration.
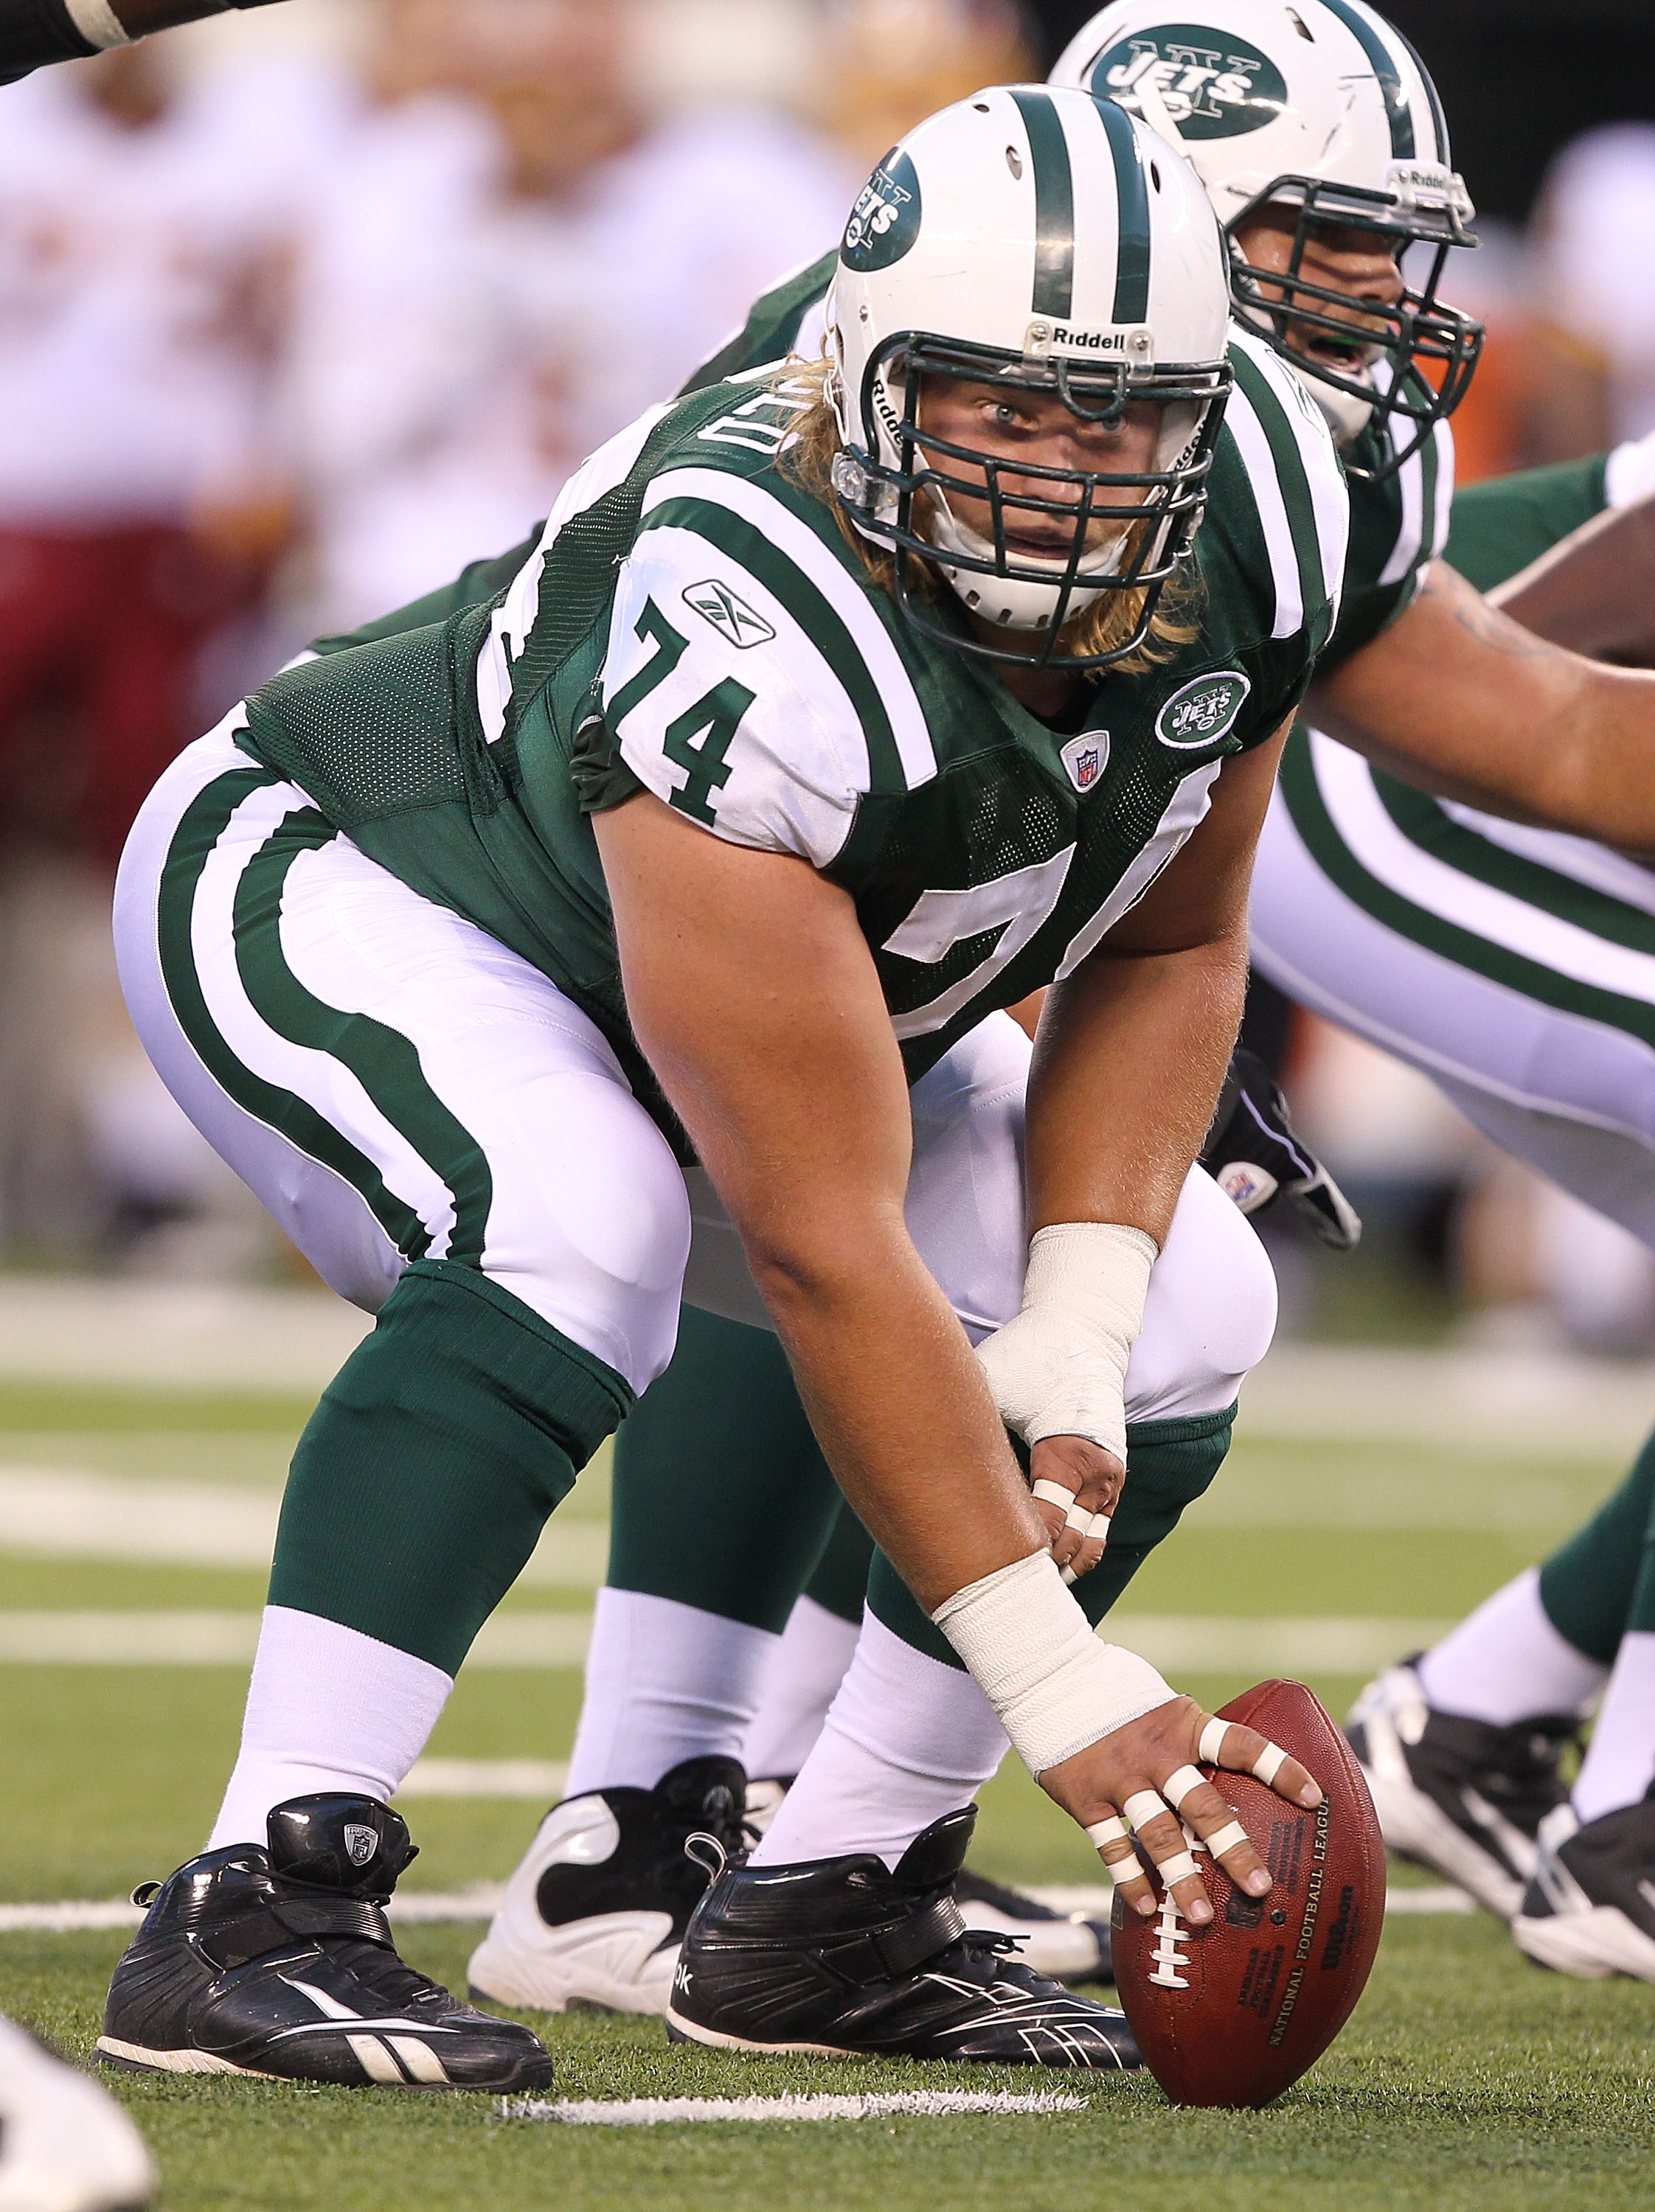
[1125,1167,1277,1422]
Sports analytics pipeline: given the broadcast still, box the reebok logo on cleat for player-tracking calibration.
[682,580,775,650]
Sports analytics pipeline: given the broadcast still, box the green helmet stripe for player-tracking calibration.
[1092,95,1151,326]
[1009,88,1076,320]
[1387,20,1448,167]
[1315,0,1416,161]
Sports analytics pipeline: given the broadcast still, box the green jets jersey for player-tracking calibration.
[248,329,1343,1138]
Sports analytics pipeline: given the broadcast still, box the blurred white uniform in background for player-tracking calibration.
[287,64,853,630]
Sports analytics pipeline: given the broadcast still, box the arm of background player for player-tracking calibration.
[1,0,283,86]
[1486,495,1655,664]
[1306,563,1655,849]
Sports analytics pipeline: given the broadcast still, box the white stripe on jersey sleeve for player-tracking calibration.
[641,467,937,793]
[476,402,676,746]
[1221,369,1303,641]
[1377,438,1426,588]
[1230,330,1350,636]
[603,520,867,869]
[1430,416,1456,563]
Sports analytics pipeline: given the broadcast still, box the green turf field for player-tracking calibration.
[4,1373,1654,2210]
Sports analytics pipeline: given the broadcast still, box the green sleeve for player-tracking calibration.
[1445,455,1610,594]
[307,530,544,658]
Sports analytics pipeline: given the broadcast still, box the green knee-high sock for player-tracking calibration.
[865,1408,1238,1666]
[1538,1425,1655,1663]
[606,1306,846,1633]
[268,1259,631,1675]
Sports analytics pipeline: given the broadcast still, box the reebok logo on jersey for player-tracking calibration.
[1156,669,1250,749]
[682,580,776,650]
[1087,28,1286,140]
[1060,731,1111,793]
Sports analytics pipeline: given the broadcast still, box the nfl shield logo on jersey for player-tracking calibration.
[1060,731,1111,793]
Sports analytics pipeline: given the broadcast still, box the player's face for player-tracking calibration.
[915,378,1164,557]
[1232,209,1405,381]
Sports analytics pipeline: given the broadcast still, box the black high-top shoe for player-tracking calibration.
[665,1807,1140,2068]
[467,1756,749,2014]
[746,1777,1111,1985]
[99,1795,552,2088]
[1513,1795,1655,1979]
[1347,1659,1576,1916]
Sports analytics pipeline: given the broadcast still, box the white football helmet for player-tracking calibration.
[1051,0,1482,476]
[825,85,1232,670]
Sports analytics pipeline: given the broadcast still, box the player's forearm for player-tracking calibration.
[1025,928,1246,1246]
[749,1222,1049,1610]
[1488,496,1655,664]
[1310,563,1655,844]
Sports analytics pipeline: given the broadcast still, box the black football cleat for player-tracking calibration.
[98,1795,552,2088]
[952,1867,1113,1986]
[746,1775,1112,1986]
[1513,1796,1655,1979]
[1346,1660,1576,1917]
[468,1756,749,2014]
[665,1807,1140,2068]
[1201,1046,1361,1249]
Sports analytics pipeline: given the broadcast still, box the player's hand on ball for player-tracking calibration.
[1027,1433,1123,1579]
[1038,1695,1323,1926]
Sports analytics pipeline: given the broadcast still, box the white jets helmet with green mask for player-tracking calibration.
[825,86,1232,672]
[1050,0,1482,478]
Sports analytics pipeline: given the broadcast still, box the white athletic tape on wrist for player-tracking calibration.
[1198,1719,1231,1765]
[974,1222,1158,1461]
[1162,1764,1207,1812]
[1083,1816,1130,1849]
[931,1550,1178,1777]
[1121,1790,1167,1831]
[1253,1742,1288,1787]
[1204,1820,1249,1857]
[1606,428,1655,510]
[66,0,131,46]
[1156,1851,1200,1886]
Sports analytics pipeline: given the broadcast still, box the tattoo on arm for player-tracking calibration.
[1419,568,1556,663]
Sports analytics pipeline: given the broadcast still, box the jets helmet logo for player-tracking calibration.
[1155,669,1251,748]
[842,150,923,271]
[1060,731,1111,792]
[343,1823,378,1867]
[682,579,776,650]
[1089,27,1287,139]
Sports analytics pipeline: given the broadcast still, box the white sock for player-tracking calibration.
[742,1595,861,1781]
[1417,1568,1606,1726]
[1573,1630,1655,1823]
[749,1610,1009,1870]
[206,1607,454,1852]
[562,1587,777,1798]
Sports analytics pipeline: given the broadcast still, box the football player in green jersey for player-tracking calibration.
[100,88,1343,2083]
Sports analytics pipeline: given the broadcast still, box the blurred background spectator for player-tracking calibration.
[0,0,1651,1357]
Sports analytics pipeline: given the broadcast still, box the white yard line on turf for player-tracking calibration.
[0,1883,1474,1933]
[504,2091,1089,2125]
[0,1611,1457,1671]
[0,1470,609,1585]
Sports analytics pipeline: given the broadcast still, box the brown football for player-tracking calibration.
[1110,1679,1386,2108]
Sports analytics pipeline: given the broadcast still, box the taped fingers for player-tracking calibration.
[1200,1717,1323,1808]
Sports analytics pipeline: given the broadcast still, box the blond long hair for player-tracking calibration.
[776,358,1203,674]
